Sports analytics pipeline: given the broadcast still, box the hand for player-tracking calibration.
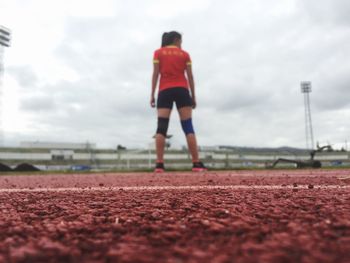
[150,96,155,108]
[192,97,197,109]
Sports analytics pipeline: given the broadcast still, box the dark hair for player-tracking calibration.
[161,31,181,47]
[161,32,169,47]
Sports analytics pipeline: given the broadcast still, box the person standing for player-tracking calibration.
[150,31,207,173]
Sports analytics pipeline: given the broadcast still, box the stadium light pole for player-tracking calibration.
[301,81,314,150]
[0,26,11,147]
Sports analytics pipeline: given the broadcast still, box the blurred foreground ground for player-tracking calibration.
[0,170,349,263]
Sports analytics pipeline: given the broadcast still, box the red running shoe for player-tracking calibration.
[154,162,165,173]
[192,162,207,172]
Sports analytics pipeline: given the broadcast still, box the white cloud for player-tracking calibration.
[1,0,349,149]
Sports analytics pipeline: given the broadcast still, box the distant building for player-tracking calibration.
[200,146,222,151]
[20,141,96,150]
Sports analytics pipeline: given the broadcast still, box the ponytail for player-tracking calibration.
[161,32,170,47]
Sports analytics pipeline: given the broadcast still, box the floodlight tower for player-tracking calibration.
[301,81,314,150]
[0,26,11,147]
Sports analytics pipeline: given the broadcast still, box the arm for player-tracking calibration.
[186,64,196,109]
[151,63,159,107]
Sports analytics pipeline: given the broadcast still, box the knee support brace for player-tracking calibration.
[181,118,195,135]
[156,117,169,137]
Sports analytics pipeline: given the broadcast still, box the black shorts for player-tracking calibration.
[157,87,193,109]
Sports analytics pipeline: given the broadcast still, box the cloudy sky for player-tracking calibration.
[0,0,349,149]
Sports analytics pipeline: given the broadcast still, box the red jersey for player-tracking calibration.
[153,45,192,91]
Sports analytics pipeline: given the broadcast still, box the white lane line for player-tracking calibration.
[0,185,349,193]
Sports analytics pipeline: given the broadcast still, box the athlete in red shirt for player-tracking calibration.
[153,45,191,91]
[150,31,207,172]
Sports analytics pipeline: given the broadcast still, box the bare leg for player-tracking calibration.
[156,108,171,162]
[178,107,199,162]
[155,134,165,162]
[185,134,199,162]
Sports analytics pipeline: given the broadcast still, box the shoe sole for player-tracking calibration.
[154,168,165,173]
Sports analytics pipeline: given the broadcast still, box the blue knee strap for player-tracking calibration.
[181,118,195,135]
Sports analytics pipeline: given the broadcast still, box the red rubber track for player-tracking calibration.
[0,170,349,262]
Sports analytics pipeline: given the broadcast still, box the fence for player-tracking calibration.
[1,148,349,171]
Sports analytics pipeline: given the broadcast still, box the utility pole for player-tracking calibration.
[301,81,314,150]
[0,26,12,147]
